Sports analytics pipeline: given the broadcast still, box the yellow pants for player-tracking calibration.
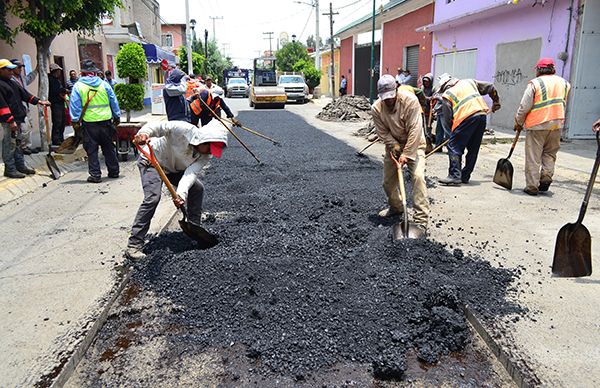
[524,129,561,191]
[382,149,429,226]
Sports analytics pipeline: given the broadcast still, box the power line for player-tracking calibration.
[298,7,314,41]
[334,0,364,10]
[209,16,223,40]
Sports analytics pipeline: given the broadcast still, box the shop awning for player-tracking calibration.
[142,44,176,66]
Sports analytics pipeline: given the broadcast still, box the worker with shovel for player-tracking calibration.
[437,73,501,185]
[371,74,429,233]
[125,120,228,260]
[514,58,571,196]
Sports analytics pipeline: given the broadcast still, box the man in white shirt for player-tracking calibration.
[125,120,228,260]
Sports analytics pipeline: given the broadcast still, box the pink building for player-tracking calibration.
[161,24,186,54]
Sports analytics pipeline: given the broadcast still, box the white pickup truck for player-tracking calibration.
[278,74,309,103]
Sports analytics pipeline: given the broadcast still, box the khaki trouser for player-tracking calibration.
[383,148,429,226]
[524,129,561,191]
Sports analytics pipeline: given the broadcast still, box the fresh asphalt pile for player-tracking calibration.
[316,95,372,121]
[82,110,524,384]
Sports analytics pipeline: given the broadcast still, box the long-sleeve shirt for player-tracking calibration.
[137,120,228,200]
[514,75,569,131]
[371,89,425,160]
[0,79,15,123]
[8,77,40,123]
[189,89,234,126]
[69,76,120,122]
[440,79,498,131]
[49,75,63,104]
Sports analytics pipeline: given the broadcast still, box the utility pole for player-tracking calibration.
[204,29,209,75]
[263,32,274,56]
[209,16,223,41]
[185,0,192,74]
[315,0,321,72]
[369,0,376,104]
[323,3,338,99]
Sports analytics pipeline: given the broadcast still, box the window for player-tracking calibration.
[161,33,173,48]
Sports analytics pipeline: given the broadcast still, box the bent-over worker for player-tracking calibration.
[372,74,429,232]
[514,58,571,196]
[437,73,501,185]
[125,120,228,260]
[189,87,241,127]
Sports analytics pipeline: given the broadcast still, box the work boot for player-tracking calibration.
[108,172,119,178]
[378,207,403,218]
[22,147,33,155]
[538,180,551,192]
[439,154,462,186]
[523,187,539,196]
[17,166,36,175]
[4,170,26,179]
[125,247,146,261]
[87,175,102,183]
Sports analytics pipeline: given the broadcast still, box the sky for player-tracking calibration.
[158,0,390,68]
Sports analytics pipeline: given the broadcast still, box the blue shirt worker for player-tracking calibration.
[70,59,121,183]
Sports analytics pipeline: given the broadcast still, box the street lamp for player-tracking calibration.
[190,18,196,43]
[204,29,209,76]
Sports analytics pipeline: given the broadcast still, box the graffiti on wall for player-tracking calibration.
[494,68,524,86]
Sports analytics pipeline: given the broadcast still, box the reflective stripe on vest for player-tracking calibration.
[443,79,488,131]
[78,83,111,122]
[524,75,570,129]
[185,80,200,99]
[190,93,220,116]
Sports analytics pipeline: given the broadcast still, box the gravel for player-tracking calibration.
[316,95,372,122]
[77,109,524,385]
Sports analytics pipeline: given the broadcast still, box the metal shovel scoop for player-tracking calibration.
[390,154,425,240]
[493,129,521,190]
[552,131,599,277]
[135,143,218,249]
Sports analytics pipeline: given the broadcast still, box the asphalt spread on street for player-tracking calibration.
[73,109,525,385]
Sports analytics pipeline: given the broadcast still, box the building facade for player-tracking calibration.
[161,24,186,54]
[319,48,340,97]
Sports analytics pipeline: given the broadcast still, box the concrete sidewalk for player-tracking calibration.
[289,102,600,387]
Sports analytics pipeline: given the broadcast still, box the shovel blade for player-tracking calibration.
[179,219,218,249]
[552,223,592,277]
[45,155,61,180]
[493,158,514,190]
[392,222,426,240]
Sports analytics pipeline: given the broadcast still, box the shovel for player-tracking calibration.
[43,106,61,180]
[493,129,521,190]
[552,131,599,277]
[390,153,425,240]
[135,143,218,249]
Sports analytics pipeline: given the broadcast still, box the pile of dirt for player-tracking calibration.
[316,95,372,122]
[79,110,525,385]
[355,119,378,142]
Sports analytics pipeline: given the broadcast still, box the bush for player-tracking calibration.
[116,43,147,81]
[292,59,321,90]
[178,46,205,76]
[114,83,145,113]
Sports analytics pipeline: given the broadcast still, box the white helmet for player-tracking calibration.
[211,86,224,99]
[437,73,456,93]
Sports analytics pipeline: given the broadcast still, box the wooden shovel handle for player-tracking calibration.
[43,105,51,148]
[135,143,179,201]
[576,131,600,224]
[506,129,521,160]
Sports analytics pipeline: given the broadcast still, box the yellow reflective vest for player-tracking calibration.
[78,83,112,122]
[443,79,488,131]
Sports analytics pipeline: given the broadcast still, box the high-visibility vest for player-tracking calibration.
[78,82,112,122]
[190,92,221,116]
[443,79,489,131]
[185,80,201,99]
[524,75,570,129]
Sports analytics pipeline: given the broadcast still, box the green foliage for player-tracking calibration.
[114,83,144,116]
[178,46,205,76]
[306,35,322,50]
[0,2,14,44]
[204,40,233,85]
[5,0,122,43]
[292,59,321,90]
[276,41,310,72]
[116,43,147,81]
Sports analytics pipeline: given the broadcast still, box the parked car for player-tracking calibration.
[226,77,249,98]
[278,75,309,103]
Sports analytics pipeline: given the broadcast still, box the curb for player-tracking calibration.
[464,306,540,388]
[46,209,179,388]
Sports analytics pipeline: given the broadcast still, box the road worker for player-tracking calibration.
[436,73,501,185]
[371,74,429,233]
[125,120,228,260]
[514,58,571,196]
[189,86,241,127]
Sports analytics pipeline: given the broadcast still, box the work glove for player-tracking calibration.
[113,117,120,127]
[133,133,149,145]
[491,101,501,113]
[173,195,185,209]
[231,117,242,127]
[513,123,523,132]
[387,143,402,159]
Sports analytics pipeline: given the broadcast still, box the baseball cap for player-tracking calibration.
[535,58,555,68]
[377,74,397,100]
[0,59,17,69]
[10,59,24,67]
[210,142,225,158]
[49,63,62,71]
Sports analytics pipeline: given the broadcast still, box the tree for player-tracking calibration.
[306,35,322,50]
[178,46,205,76]
[276,41,310,72]
[114,43,146,122]
[203,40,232,85]
[292,59,321,92]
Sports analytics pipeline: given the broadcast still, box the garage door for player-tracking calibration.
[433,49,477,88]
[404,45,419,87]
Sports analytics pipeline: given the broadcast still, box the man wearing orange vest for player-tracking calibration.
[437,73,501,185]
[515,58,570,196]
[189,87,241,127]
[185,74,202,100]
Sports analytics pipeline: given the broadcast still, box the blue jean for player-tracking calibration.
[447,114,487,179]
[82,120,119,178]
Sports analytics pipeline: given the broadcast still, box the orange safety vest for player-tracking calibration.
[524,75,570,129]
[185,80,200,99]
[189,93,221,116]
[443,79,489,131]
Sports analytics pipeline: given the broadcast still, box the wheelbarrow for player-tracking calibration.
[115,122,144,161]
